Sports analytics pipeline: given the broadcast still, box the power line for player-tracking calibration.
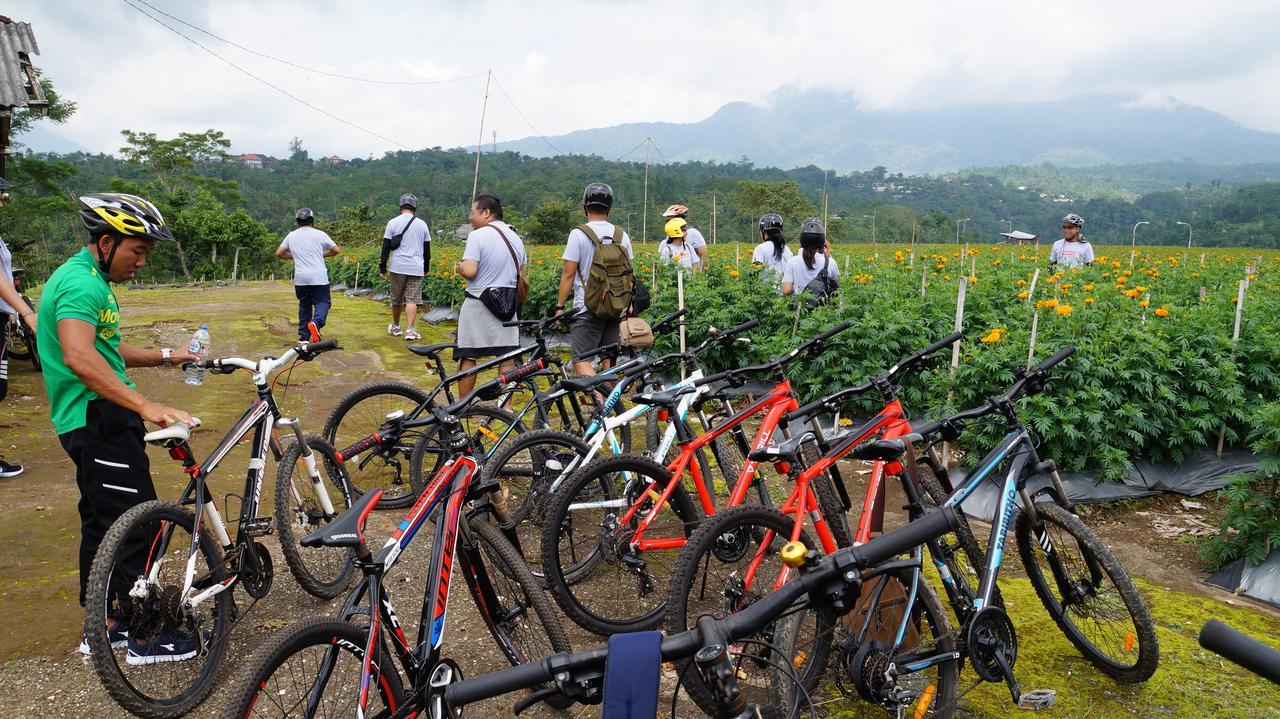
[647,137,672,165]
[490,72,563,155]
[132,0,487,86]
[616,137,649,162]
[122,0,412,149]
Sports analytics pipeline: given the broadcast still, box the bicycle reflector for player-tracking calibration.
[780,541,808,568]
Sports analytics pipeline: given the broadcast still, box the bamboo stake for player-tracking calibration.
[791,300,802,339]
[711,193,717,244]
[677,269,686,360]
[1026,268,1040,306]
[1218,278,1248,457]
[1026,310,1040,370]
[920,262,928,300]
[942,277,968,467]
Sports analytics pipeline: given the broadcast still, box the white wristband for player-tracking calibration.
[161,347,173,367]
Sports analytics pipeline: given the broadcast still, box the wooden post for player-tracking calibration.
[711,193,717,244]
[1026,310,1040,370]
[1026,268,1040,305]
[1199,286,1206,302]
[677,269,686,361]
[950,277,967,374]
[845,255,850,274]
[652,261,658,294]
[920,262,928,300]
[1218,278,1248,457]
[354,261,360,292]
[791,300,803,339]
[735,243,741,267]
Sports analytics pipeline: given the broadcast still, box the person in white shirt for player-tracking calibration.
[454,194,526,396]
[658,218,701,270]
[556,183,633,376]
[662,204,707,270]
[276,208,340,341]
[1050,213,1094,269]
[379,192,431,341]
[781,218,839,298]
[751,213,793,278]
[0,177,38,477]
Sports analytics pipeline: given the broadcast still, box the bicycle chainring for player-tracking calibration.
[964,606,1018,683]
[241,541,274,599]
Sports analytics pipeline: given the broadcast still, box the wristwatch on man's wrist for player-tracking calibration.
[161,348,173,367]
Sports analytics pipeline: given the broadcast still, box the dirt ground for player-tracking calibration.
[0,282,1275,718]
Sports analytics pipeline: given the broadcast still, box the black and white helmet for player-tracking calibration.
[759,213,784,232]
[399,193,418,210]
[295,207,314,222]
[1062,213,1085,228]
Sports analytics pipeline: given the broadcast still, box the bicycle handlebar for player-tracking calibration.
[441,506,960,709]
[695,322,852,388]
[499,358,545,385]
[650,308,687,335]
[1199,620,1280,685]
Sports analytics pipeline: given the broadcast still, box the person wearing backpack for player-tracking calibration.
[378,192,431,341]
[781,217,839,304]
[556,183,634,376]
[453,194,527,396]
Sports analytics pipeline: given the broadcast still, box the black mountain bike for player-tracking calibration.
[83,338,352,718]
[225,364,571,719]
[4,267,40,371]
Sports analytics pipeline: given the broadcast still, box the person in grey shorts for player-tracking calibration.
[379,193,430,341]
[555,183,632,376]
[454,194,526,396]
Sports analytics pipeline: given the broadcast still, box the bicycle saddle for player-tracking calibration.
[143,418,202,447]
[747,431,814,464]
[558,374,616,394]
[631,385,697,408]
[301,488,382,549]
[852,438,909,462]
[407,342,457,359]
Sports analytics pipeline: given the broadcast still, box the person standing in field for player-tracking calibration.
[276,207,340,341]
[751,213,792,277]
[1050,213,1094,269]
[453,194,526,397]
[379,193,431,341]
[556,183,633,376]
[0,177,38,478]
[658,218,701,270]
[781,217,839,301]
[661,204,707,270]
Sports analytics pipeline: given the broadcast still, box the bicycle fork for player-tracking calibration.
[279,417,340,518]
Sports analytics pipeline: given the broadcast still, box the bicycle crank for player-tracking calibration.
[240,541,275,599]
[963,606,1024,704]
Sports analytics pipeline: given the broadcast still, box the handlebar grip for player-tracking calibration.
[716,318,761,339]
[694,370,731,387]
[789,397,829,423]
[813,321,853,345]
[921,331,964,358]
[1034,346,1076,373]
[499,358,545,385]
[304,339,340,353]
[335,433,384,463]
[1199,620,1280,685]
[652,308,688,332]
[851,507,960,568]
[444,655,557,707]
[578,343,619,363]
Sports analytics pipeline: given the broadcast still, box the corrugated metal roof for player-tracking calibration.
[0,19,42,111]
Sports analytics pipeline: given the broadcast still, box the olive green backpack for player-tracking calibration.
[575,224,634,319]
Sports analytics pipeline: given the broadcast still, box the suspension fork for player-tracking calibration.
[279,417,340,518]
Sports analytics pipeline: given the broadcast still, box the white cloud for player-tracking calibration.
[14,0,1280,156]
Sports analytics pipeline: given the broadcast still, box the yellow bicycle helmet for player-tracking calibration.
[79,193,175,243]
[664,217,687,239]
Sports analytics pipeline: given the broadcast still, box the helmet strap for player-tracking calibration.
[94,236,121,279]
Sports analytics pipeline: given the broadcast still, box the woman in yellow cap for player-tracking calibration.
[659,217,701,271]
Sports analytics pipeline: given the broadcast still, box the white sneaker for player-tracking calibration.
[388,324,402,337]
[404,328,421,341]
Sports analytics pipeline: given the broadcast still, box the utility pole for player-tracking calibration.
[642,138,651,244]
[822,170,829,228]
[492,130,496,153]
[712,193,717,244]
[956,217,970,243]
[470,69,492,207]
[1131,221,1150,267]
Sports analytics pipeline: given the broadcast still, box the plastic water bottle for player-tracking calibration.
[184,324,211,386]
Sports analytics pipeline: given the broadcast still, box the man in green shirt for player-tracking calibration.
[38,193,198,658]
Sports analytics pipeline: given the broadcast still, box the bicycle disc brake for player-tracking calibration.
[711,525,752,563]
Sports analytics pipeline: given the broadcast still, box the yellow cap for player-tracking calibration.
[780,541,808,569]
[664,217,687,238]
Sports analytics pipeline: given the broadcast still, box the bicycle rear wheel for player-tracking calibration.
[224,617,405,718]
[408,405,525,495]
[663,504,831,715]
[84,500,233,718]
[541,454,700,635]
[323,381,431,509]
[1016,502,1159,683]
[275,435,356,599]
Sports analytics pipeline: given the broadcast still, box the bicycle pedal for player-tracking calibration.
[242,516,275,537]
[1017,689,1056,710]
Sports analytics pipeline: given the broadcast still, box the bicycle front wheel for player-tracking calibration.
[275,435,356,599]
[1016,502,1159,683]
[84,500,233,718]
[408,405,526,498]
[323,381,431,509]
[224,617,405,719]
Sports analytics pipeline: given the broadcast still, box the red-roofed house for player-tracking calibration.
[320,155,343,165]
[238,153,265,168]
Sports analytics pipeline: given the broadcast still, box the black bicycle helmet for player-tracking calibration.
[295,207,315,222]
[1062,213,1085,228]
[399,193,418,210]
[759,213,784,232]
[79,193,175,243]
[582,183,614,211]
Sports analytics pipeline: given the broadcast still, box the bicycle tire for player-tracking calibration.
[465,518,575,708]
[1016,502,1159,683]
[323,381,432,509]
[541,454,701,635]
[275,436,356,599]
[26,325,40,371]
[5,322,32,361]
[84,500,232,719]
[407,404,526,499]
[917,462,1004,610]
[646,408,743,507]
[223,617,405,719]
[664,504,832,715]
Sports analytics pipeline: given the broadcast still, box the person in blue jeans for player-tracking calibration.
[276,208,340,339]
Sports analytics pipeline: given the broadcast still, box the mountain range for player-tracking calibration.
[497,88,1280,175]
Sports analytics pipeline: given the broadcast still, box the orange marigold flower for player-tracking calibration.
[1154,307,1169,317]
[1055,304,1073,316]
[1138,300,1150,308]
[1085,297,1095,305]
[1044,298,1060,309]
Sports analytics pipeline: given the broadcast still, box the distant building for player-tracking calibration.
[238,153,265,168]
[999,231,1040,246]
[320,155,343,165]
[0,16,49,179]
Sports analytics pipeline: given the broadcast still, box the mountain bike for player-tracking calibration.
[484,316,760,578]
[4,267,40,371]
[540,322,855,635]
[224,365,571,719]
[844,347,1158,710]
[82,338,351,718]
[663,332,972,716]
[428,507,962,719]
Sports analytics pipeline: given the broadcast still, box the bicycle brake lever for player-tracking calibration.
[513,686,563,714]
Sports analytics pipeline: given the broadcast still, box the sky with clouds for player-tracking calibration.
[13,0,1280,159]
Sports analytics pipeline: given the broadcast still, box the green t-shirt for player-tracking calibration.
[37,247,134,434]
